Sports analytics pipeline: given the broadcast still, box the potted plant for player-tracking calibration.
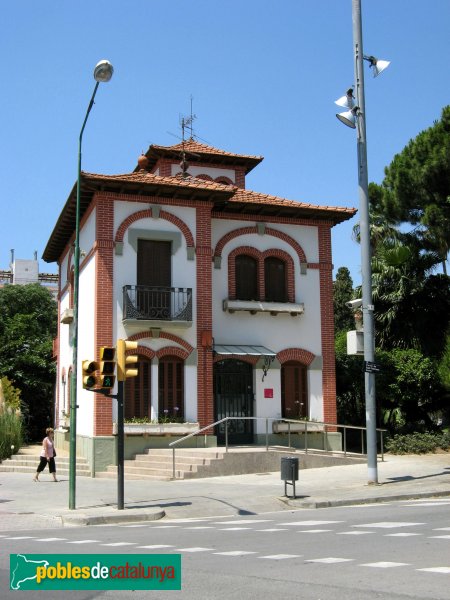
[113,409,199,436]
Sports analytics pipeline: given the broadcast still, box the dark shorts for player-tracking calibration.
[37,456,56,474]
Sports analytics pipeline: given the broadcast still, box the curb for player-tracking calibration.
[283,489,450,509]
[60,509,166,526]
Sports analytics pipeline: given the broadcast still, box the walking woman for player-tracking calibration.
[33,427,58,482]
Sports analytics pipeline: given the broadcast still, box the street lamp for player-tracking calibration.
[335,1,389,485]
[70,59,114,510]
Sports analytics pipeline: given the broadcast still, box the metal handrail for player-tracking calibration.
[168,418,228,479]
[168,416,387,479]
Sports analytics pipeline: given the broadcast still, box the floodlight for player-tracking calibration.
[336,107,358,129]
[335,88,355,109]
[364,55,390,77]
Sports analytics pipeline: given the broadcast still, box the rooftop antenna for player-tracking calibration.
[180,97,197,177]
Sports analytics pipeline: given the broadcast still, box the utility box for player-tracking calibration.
[281,456,299,498]
[347,330,364,355]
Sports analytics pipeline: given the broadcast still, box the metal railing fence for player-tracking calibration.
[168,417,387,480]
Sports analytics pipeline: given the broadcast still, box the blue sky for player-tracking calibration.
[1,0,449,285]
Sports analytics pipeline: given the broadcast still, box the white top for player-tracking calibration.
[40,437,55,458]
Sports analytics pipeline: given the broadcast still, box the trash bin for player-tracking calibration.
[281,456,299,498]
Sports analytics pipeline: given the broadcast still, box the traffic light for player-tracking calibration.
[117,339,139,381]
[99,346,116,389]
[82,359,100,389]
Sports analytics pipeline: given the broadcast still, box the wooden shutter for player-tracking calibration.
[235,255,258,300]
[158,356,184,420]
[125,357,151,419]
[137,240,171,287]
[264,257,287,302]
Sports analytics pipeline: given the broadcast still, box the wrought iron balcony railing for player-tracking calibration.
[123,285,192,322]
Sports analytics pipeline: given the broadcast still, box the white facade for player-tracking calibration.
[46,139,354,469]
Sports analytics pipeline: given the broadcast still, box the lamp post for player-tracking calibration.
[69,60,114,510]
[336,1,390,485]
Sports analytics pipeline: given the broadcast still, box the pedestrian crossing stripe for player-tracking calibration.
[417,567,450,574]
[305,557,353,564]
[260,554,302,560]
[360,562,410,568]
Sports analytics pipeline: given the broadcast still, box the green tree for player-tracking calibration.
[0,284,57,441]
[376,348,445,434]
[352,183,400,256]
[0,376,23,459]
[438,333,450,389]
[370,236,450,358]
[0,376,21,410]
[333,267,355,333]
[380,105,450,274]
[335,331,365,426]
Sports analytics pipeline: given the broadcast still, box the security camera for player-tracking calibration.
[346,298,362,309]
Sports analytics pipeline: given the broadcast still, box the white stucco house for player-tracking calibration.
[43,139,355,473]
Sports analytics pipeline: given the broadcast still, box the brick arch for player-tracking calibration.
[262,248,295,303]
[228,246,295,302]
[215,176,234,185]
[156,346,190,360]
[277,348,316,366]
[128,331,194,355]
[214,226,307,265]
[115,208,195,249]
[229,246,261,261]
[128,345,156,361]
[196,174,214,181]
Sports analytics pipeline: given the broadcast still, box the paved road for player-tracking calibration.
[1,453,450,528]
[2,498,450,599]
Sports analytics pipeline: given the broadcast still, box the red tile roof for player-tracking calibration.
[82,170,237,193]
[228,188,355,218]
[140,139,263,174]
[151,139,263,161]
[42,142,356,263]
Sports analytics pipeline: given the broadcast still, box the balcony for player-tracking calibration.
[123,285,193,329]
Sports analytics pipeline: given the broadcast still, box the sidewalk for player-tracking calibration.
[0,453,449,530]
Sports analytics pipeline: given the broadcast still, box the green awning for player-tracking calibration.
[213,344,276,357]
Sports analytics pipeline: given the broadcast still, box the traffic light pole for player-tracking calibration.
[117,380,125,510]
[115,338,138,511]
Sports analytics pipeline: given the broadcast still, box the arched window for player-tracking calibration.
[125,356,151,419]
[235,254,258,300]
[158,356,184,421]
[264,257,287,302]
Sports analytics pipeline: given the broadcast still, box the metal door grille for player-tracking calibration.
[214,359,254,444]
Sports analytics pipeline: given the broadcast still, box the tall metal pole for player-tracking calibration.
[352,0,378,484]
[69,82,101,510]
[117,380,125,510]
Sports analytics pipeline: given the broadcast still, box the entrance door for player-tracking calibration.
[213,359,254,444]
[137,240,171,319]
[281,361,308,419]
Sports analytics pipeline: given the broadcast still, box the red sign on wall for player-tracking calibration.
[264,388,274,398]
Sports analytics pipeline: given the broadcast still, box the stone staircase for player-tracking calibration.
[0,445,92,477]
[95,446,364,481]
[96,448,227,481]
[1,445,365,481]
